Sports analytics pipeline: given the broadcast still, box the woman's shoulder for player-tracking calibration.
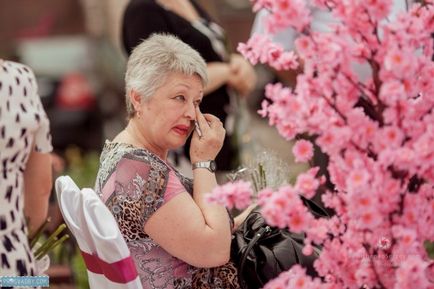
[101,141,169,171]
[2,60,30,70]
[96,140,170,191]
[1,60,36,81]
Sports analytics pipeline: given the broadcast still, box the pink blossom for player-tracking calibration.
[356,209,383,230]
[205,180,253,210]
[258,99,270,118]
[377,236,392,250]
[302,243,313,256]
[287,265,314,289]
[262,269,293,289]
[230,1,434,288]
[238,34,299,70]
[287,210,311,233]
[265,0,311,33]
[251,0,273,12]
[295,167,321,198]
[260,188,294,228]
[379,80,406,105]
[346,169,370,192]
[292,139,314,163]
[395,256,430,289]
[355,260,376,289]
[261,196,290,228]
[365,0,394,21]
[392,226,417,248]
[316,126,351,155]
[383,47,416,78]
[374,126,405,150]
[257,187,274,207]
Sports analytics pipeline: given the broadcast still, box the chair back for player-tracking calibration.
[55,176,142,289]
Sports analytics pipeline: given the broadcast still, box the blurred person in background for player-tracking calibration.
[95,34,243,289]
[0,59,53,276]
[121,0,257,180]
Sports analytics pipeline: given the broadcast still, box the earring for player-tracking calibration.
[137,111,142,119]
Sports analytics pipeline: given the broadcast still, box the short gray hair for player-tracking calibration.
[125,33,208,118]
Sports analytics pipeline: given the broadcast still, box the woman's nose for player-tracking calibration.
[184,102,196,119]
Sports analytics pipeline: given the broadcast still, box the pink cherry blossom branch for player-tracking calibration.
[362,242,388,289]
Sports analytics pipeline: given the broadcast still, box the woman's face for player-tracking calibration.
[139,71,203,154]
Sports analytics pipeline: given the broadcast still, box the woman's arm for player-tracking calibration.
[233,203,257,231]
[204,62,231,95]
[204,56,258,97]
[144,109,231,268]
[23,150,52,237]
[144,189,231,268]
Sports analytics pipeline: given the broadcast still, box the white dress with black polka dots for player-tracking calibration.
[0,60,52,277]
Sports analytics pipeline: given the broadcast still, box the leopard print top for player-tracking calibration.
[95,141,240,289]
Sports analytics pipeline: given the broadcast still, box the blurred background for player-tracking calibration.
[0,1,305,287]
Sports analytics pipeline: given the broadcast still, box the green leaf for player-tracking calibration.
[424,240,434,260]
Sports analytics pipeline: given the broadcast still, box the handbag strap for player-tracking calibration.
[238,225,271,289]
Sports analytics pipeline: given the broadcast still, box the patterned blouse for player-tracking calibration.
[94,141,240,289]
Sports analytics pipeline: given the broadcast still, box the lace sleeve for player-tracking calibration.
[112,155,166,224]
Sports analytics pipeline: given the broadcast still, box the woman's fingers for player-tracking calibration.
[202,113,221,127]
[190,108,225,162]
[195,106,209,131]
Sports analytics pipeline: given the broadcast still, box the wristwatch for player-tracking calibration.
[192,160,217,173]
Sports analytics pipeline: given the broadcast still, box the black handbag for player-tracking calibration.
[231,196,329,289]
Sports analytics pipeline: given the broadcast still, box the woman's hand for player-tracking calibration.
[227,54,257,97]
[190,106,225,163]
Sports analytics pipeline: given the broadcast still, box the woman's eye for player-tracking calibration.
[175,95,186,101]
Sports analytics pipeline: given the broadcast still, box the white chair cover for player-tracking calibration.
[55,176,142,289]
[82,188,142,289]
[55,176,106,288]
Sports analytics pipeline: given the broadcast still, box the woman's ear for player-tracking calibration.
[129,89,142,111]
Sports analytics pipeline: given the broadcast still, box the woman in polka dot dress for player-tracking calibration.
[0,59,53,278]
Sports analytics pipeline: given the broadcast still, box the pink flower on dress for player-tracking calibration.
[292,139,314,163]
[172,260,189,278]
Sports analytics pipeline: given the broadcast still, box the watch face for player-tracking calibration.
[210,160,217,172]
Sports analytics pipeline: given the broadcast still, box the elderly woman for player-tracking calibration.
[95,34,240,288]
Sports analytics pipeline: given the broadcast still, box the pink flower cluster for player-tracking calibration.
[205,180,253,210]
[237,0,434,288]
[238,34,299,71]
[252,0,312,33]
[292,139,314,163]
